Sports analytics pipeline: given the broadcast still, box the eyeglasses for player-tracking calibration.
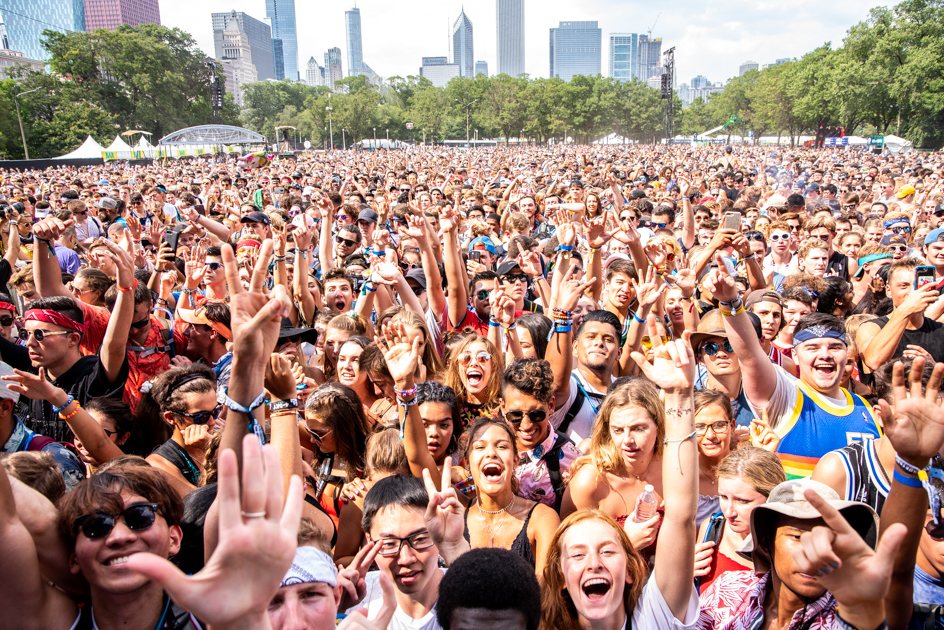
[101,428,117,437]
[504,409,547,425]
[175,404,223,425]
[891,226,912,234]
[0,316,13,327]
[843,204,857,210]
[304,425,333,442]
[410,285,425,296]
[769,232,790,242]
[695,420,731,436]
[641,335,671,349]
[336,236,358,247]
[475,290,490,301]
[813,233,830,242]
[73,502,160,539]
[75,210,87,215]
[19,329,72,342]
[457,350,492,367]
[205,262,222,270]
[501,273,529,284]
[700,340,734,356]
[372,531,436,557]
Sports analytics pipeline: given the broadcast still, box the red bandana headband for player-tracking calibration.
[0,302,16,313]
[24,309,88,333]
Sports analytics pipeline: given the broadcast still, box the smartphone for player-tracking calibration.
[163,226,183,253]
[916,265,936,289]
[469,251,482,262]
[723,212,741,231]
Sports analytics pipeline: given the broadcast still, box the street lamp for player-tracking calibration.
[474,128,478,147]
[324,127,327,151]
[13,84,42,160]
[326,106,334,151]
[373,127,376,149]
[455,98,478,147]
[386,129,389,142]
[342,129,346,150]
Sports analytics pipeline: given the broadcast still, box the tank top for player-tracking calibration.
[152,440,201,486]
[304,493,339,548]
[775,382,882,480]
[463,503,538,568]
[833,439,888,514]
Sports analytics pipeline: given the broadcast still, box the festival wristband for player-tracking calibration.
[894,469,924,488]
[269,399,298,413]
[632,311,645,324]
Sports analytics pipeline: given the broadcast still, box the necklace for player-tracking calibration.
[476,494,516,515]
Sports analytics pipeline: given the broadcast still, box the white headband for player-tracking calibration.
[280,546,338,588]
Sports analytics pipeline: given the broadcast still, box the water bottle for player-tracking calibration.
[634,485,658,523]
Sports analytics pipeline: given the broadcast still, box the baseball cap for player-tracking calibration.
[926,228,944,245]
[896,185,917,198]
[96,197,118,210]
[763,194,788,210]
[405,268,427,290]
[468,237,498,256]
[240,211,271,226]
[357,209,379,224]
[496,260,523,278]
[178,305,232,341]
[881,234,908,247]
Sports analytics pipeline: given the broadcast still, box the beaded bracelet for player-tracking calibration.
[552,307,572,318]
[59,402,81,420]
[118,279,139,292]
[52,395,75,415]
[395,386,417,399]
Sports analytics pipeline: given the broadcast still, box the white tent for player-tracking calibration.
[884,135,914,154]
[134,137,154,149]
[104,135,134,153]
[54,135,106,159]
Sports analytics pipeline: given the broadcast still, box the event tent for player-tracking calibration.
[104,135,134,153]
[54,135,106,159]
[883,135,914,154]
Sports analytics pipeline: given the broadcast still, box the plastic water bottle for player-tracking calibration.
[634,485,658,522]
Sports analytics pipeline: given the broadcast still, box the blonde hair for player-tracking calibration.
[389,309,444,379]
[716,446,786,498]
[365,427,410,479]
[443,336,503,408]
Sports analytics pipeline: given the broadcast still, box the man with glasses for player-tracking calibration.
[500,358,580,510]
[763,222,795,276]
[69,199,105,245]
[691,310,755,427]
[881,233,912,260]
[781,212,803,253]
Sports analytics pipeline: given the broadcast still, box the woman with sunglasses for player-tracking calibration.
[443,335,503,429]
[139,365,219,496]
[70,268,112,308]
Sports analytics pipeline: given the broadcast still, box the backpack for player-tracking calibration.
[557,385,586,437]
[126,321,176,358]
[543,430,575,513]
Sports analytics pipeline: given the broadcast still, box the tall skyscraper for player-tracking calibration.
[1,0,85,61]
[266,0,298,80]
[212,11,274,81]
[637,34,662,81]
[549,21,601,82]
[496,0,523,77]
[452,9,474,79]
[739,60,759,75]
[420,56,460,88]
[345,7,363,77]
[83,0,160,31]
[219,14,257,107]
[324,47,343,90]
[608,33,637,81]
[475,60,488,77]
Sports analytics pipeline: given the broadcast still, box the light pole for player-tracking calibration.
[455,98,478,147]
[386,129,389,142]
[373,127,376,149]
[13,84,42,160]
[326,106,334,151]
[324,127,327,151]
[342,129,346,150]
[474,128,478,147]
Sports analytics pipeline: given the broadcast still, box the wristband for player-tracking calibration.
[742,253,756,261]
[36,237,56,257]
[364,282,376,293]
[52,395,75,414]
[117,278,139,292]
[223,390,266,414]
[395,386,417,399]
[269,399,298,413]
[503,320,517,332]
[894,468,924,488]
[554,325,572,333]
[719,304,745,317]
[632,311,646,324]
[895,454,928,476]
[489,318,501,327]
[59,402,81,420]
[557,245,574,251]
[397,396,418,407]
[274,255,286,262]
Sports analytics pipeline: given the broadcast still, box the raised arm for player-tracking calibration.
[265,353,304,495]
[185,206,231,243]
[30,217,73,299]
[630,324,698,620]
[291,224,317,326]
[547,270,594,410]
[677,179,696,250]
[98,238,135,384]
[704,257,778,408]
[317,196,335,274]
[3,220,21,271]
[403,215,446,320]
[440,204,468,327]
[860,283,938,370]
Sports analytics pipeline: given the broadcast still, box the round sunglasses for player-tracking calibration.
[700,340,734,356]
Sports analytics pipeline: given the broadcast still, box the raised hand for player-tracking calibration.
[398,214,427,242]
[2,367,59,401]
[124,435,303,627]
[630,317,696,394]
[791,489,906,613]
[674,267,697,298]
[489,288,517,327]
[701,255,738,303]
[32,216,73,242]
[337,539,382,611]
[878,357,944,469]
[125,212,142,241]
[555,268,595,312]
[517,250,543,279]
[371,229,390,250]
[264,353,297,402]
[750,409,780,452]
[422,465,469,565]
[293,222,314,251]
[584,213,613,250]
[632,266,666,313]
[369,256,400,286]
[438,205,459,234]
[183,245,207,289]
[337,572,396,630]
[156,241,176,272]
[272,225,287,257]
[644,240,668,266]
[377,322,420,386]
[678,178,693,199]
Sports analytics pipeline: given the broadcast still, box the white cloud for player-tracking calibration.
[160,0,891,86]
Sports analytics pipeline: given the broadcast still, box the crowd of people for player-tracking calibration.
[1,142,944,630]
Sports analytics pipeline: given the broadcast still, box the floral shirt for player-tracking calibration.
[515,430,581,508]
[697,571,840,630]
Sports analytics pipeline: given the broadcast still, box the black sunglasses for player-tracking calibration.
[475,290,490,300]
[0,316,13,327]
[744,232,766,242]
[410,286,425,296]
[74,502,160,539]
[700,340,734,356]
[504,409,547,425]
[336,236,358,247]
[502,273,529,284]
[175,404,223,425]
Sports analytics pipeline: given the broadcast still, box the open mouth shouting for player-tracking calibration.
[481,461,505,484]
[465,366,485,390]
[581,576,612,602]
[812,361,837,379]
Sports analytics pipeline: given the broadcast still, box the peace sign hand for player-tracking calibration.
[337,539,382,611]
[422,465,470,565]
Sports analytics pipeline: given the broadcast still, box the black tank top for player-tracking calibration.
[152,440,201,486]
[462,503,538,568]
[873,315,944,364]
[304,493,339,548]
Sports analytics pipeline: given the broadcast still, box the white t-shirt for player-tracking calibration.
[549,370,611,443]
[347,571,444,630]
[631,571,700,629]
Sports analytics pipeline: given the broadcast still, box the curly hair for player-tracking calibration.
[501,358,554,404]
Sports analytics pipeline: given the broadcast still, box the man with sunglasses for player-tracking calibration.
[69,199,105,245]
[500,358,579,511]
[763,222,796,276]
[178,302,233,398]
[690,310,756,427]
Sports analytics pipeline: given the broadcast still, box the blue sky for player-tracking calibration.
[162,0,891,85]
